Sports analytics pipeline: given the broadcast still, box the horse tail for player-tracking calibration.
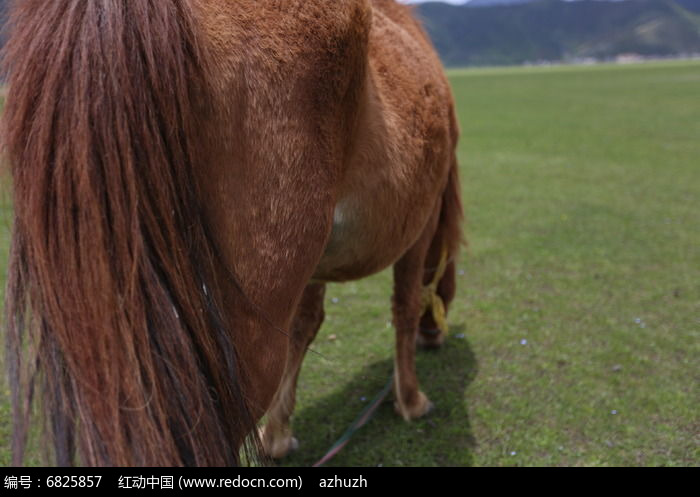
[3,1,252,466]
[444,105,465,258]
[443,156,464,258]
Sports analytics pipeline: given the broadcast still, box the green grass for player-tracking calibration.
[1,60,699,467]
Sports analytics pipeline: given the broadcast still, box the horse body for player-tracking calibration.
[3,0,461,465]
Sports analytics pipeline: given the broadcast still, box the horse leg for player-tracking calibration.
[260,283,326,459]
[392,203,442,420]
[417,241,456,349]
[418,159,462,349]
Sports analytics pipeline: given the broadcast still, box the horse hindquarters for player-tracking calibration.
[191,0,374,455]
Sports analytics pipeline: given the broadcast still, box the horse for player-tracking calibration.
[2,0,462,466]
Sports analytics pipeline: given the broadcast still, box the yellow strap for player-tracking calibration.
[421,246,449,335]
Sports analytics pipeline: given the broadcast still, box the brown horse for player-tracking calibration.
[2,0,462,466]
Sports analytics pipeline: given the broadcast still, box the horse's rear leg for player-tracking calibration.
[392,204,442,420]
[419,160,462,348]
[417,240,457,349]
[260,283,326,459]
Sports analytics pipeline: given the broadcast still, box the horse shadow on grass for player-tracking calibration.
[280,324,478,467]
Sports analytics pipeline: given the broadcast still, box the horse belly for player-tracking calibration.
[312,184,438,282]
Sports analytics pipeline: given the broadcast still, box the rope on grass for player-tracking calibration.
[312,375,393,467]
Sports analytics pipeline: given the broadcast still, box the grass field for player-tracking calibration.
[1,60,699,467]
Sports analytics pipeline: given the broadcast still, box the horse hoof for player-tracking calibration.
[259,426,299,459]
[417,327,445,349]
[289,437,300,452]
[263,436,299,459]
[394,391,434,420]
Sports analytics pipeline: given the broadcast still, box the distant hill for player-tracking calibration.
[415,0,700,66]
[467,0,537,7]
[1,0,698,68]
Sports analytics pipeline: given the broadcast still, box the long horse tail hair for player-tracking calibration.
[2,0,253,466]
